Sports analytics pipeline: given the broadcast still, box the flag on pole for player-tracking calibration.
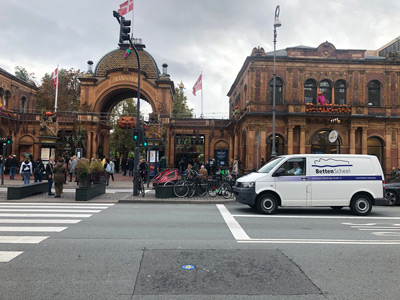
[192,74,202,96]
[51,67,58,87]
[118,0,134,16]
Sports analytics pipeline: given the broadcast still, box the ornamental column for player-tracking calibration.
[287,126,294,155]
[300,126,306,154]
[385,128,392,174]
[361,127,368,154]
[349,126,356,154]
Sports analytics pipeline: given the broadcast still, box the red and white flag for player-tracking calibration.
[192,74,202,96]
[118,0,134,16]
[51,67,58,87]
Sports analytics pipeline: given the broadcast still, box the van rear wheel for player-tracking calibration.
[256,194,278,214]
[350,195,372,216]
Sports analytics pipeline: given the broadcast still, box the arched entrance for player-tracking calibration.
[311,129,341,154]
[367,136,384,167]
[266,134,285,159]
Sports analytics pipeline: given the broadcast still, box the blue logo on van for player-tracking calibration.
[311,158,353,168]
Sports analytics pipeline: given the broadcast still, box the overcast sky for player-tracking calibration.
[2,0,400,118]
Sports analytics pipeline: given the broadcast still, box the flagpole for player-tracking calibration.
[131,0,134,39]
[201,71,203,118]
[54,65,59,112]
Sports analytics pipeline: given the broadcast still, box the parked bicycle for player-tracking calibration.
[173,172,207,198]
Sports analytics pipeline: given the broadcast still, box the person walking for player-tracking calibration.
[69,156,77,182]
[19,156,32,184]
[33,158,45,182]
[53,158,67,198]
[45,157,55,196]
[108,157,115,182]
[7,154,18,180]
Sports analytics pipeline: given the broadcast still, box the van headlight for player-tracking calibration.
[240,182,255,188]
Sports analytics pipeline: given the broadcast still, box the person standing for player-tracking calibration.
[128,157,134,177]
[121,155,128,176]
[0,155,3,176]
[108,157,115,182]
[8,154,18,180]
[260,157,266,167]
[45,157,55,196]
[53,158,67,198]
[19,156,32,184]
[69,156,77,182]
[33,158,45,182]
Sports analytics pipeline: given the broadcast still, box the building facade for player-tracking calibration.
[227,40,400,175]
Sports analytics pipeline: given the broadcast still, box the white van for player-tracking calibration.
[233,154,387,216]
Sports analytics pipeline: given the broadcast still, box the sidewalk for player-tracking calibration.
[0,172,234,204]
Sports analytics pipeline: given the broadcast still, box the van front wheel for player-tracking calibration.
[256,194,278,214]
[350,195,372,216]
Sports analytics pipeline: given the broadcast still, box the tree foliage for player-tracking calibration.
[36,68,84,112]
[14,66,36,83]
[172,87,193,118]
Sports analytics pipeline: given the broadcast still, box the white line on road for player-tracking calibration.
[0,205,110,209]
[233,215,400,220]
[0,203,115,206]
[358,228,400,231]
[0,209,101,213]
[0,251,23,262]
[0,236,49,243]
[216,204,250,240]
[237,239,400,245]
[0,227,67,232]
[0,219,81,224]
[0,214,93,218]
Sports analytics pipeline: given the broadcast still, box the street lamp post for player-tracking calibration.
[271,5,281,159]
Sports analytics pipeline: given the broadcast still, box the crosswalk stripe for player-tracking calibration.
[0,219,81,224]
[0,227,67,232]
[0,205,110,209]
[0,209,101,213]
[0,236,49,243]
[0,251,23,262]
[0,203,115,206]
[0,213,93,218]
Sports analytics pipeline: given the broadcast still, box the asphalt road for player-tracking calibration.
[0,202,399,299]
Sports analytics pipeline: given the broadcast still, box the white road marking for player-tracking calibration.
[0,214,93,218]
[0,209,101,213]
[0,205,110,209]
[237,239,400,245]
[216,204,250,240]
[0,236,49,243]
[0,219,81,224]
[0,251,23,262]
[0,203,115,206]
[233,215,400,220]
[0,227,67,232]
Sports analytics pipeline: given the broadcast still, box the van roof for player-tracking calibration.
[278,154,376,158]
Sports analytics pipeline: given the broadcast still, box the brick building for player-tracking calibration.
[227,39,400,175]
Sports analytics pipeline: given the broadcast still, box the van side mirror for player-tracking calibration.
[273,167,285,177]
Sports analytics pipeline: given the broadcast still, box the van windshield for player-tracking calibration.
[257,157,285,173]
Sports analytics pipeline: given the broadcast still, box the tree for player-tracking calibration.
[36,68,84,112]
[14,66,36,83]
[173,87,193,118]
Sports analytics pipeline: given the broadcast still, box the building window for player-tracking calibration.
[319,80,332,104]
[0,88,3,107]
[266,134,285,160]
[269,78,283,104]
[4,91,11,109]
[368,81,381,106]
[304,79,317,104]
[367,137,384,169]
[311,130,340,154]
[334,80,346,105]
[21,97,26,113]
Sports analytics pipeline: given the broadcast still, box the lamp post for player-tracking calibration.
[271,5,281,159]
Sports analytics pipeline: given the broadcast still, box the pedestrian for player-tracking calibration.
[231,159,239,179]
[198,164,208,181]
[53,158,67,198]
[69,156,77,182]
[19,156,32,184]
[178,158,185,175]
[261,157,266,167]
[0,155,3,176]
[114,157,119,173]
[108,157,115,182]
[45,157,55,196]
[128,157,134,177]
[7,154,18,180]
[139,158,147,182]
[33,158,45,182]
[121,155,127,176]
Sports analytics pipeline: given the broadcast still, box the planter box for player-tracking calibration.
[155,185,175,198]
[75,184,106,201]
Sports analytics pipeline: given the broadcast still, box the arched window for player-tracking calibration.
[304,79,317,104]
[334,80,346,105]
[0,88,4,107]
[367,137,384,168]
[319,80,332,104]
[368,81,381,106]
[266,134,285,160]
[269,78,283,104]
[311,130,340,154]
[21,96,26,113]
[4,91,11,109]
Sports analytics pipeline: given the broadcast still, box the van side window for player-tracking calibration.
[281,158,306,176]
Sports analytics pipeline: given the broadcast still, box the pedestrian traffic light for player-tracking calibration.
[119,16,131,43]
[143,139,148,147]
[6,135,12,145]
[133,129,139,141]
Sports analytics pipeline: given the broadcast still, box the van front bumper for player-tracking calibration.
[233,187,257,206]
[374,197,388,206]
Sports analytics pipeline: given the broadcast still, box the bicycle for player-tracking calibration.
[173,172,207,198]
[134,174,145,197]
[207,174,234,199]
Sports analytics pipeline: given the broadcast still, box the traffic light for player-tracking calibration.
[6,135,12,145]
[142,124,147,146]
[119,16,131,43]
[143,139,148,147]
[133,129,139,141]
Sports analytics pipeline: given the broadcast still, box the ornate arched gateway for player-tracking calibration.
[78,44,174,160]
